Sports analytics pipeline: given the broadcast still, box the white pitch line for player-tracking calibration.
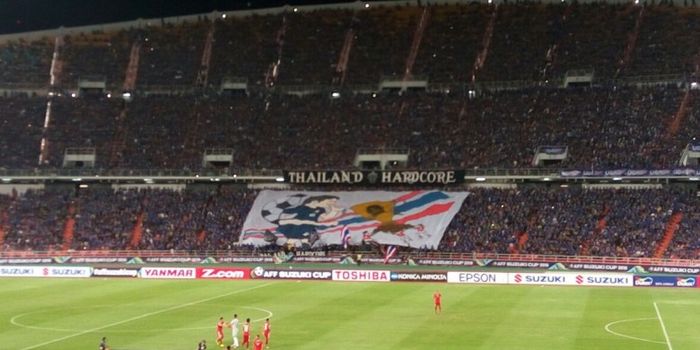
[653,301,673,350]
[604,317,666,345]
[20,283,272,350]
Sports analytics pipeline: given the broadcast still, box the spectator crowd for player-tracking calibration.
[0,186,697,260]
[1,86,696,171]
[0,3,698,87]
[0,3,699,260]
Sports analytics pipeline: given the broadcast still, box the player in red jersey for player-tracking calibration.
[433,290,442,314]
[216,317,227,347]
[253,335,263,350]
[242,318,251,349]
[263,318,271,347]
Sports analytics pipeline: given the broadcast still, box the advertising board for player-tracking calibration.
[633,275,697,287]
[331,269,391,282]
[447,272,509,284]
[92,268,139,278]
[390,271,447,282]
[196,267,250,280]
[139,267,196,279]
[250,267,333,280]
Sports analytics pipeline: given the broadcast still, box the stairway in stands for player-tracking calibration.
[61,202,76,251]
[196,22,216,87]
[107,39,143,167]
[665,51,699,139]
[334,15,357,85]
[196,190,218,247]
[471,4,498,82]
[123,40,142,92]
[38,36,65,165]
[0,209,7,247]
[183,99,203,164]
[653,212,683,259]
[616,5,644,77]
[128,209,145,249]
[542,3,574,80]
[402,6,431,81]
[108,106,130,167]
[579,205,610,256]
[265,15,288,87]
[666,91,691,138]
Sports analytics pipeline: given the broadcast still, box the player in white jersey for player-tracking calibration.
[230,314,240,348]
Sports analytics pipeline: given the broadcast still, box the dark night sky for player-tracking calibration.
[0,0,364,34]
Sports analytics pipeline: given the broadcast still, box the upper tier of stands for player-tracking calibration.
[0,3,698,89]
[0,2,697,172]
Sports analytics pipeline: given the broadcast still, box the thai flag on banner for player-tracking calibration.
[341,226,351,249]
[383,245,397,264]
[240,190,469,249]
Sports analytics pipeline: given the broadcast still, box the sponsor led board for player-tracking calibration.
[331,269,391,282]
[139,267,196,279]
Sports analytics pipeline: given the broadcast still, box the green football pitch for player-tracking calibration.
[1,278,698,350]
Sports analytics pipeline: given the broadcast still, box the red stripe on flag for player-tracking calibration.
[392,191,423,204]
[396,202,454,224]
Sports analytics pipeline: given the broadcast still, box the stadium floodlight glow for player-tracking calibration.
[1,178,11,183]
[106,93,112,98]
[691,82,699,90]
[72,178,82,182]
[48,91,55,97]
[293,7,298,12]
[221,13,227,19]
[634,0,640,4]
[612,177,623,181]
[542,177,551,181]
[275,177,285,182]
[331,91,341,98]
[475,177,486,182]
[79,184,88,188]
[71,93,77,98]
[364,3,370,8]
[689,177,700,181]
[232,174,237,178]
[144,178,154,183]
[122,92,131,98]
[488,0,492,3]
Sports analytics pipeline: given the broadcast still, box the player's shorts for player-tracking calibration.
[264,330,270,337]
[217,331,224,340]
[243,333,250,343]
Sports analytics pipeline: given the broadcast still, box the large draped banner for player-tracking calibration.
[240,190,469,249]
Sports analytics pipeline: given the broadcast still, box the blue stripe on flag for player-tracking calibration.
[337,191,449,226]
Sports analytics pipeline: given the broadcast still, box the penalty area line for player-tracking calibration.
[653,301,673,350]
[20,282,272,350]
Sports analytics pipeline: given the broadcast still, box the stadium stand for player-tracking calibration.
[4,86,687,171]
[0,2,698,260]
[139,21,210,86]
[210,14,281,87]
[61,31,133,88]
[0,187,696,260]
[0,38,53,85]
[0,96,45,169]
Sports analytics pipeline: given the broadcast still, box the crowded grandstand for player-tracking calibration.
[0,0,698,262]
